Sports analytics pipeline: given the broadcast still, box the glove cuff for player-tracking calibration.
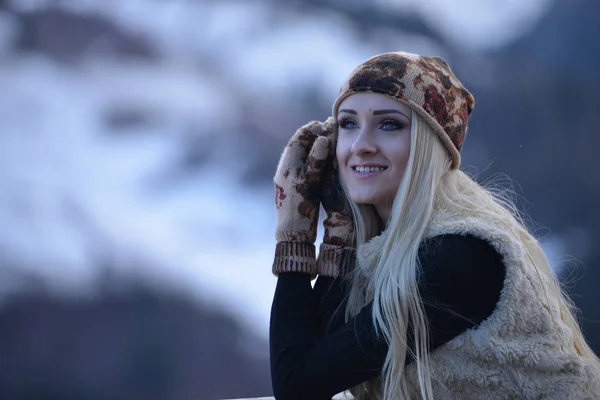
[316,243,356,277]
[272,242,316,276]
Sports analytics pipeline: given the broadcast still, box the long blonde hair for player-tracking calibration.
[340,111,598,400]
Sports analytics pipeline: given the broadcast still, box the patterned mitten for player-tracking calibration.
[272,120,333,276]
[316,125,356,277]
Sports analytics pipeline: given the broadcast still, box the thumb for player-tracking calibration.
[306,136,331,183]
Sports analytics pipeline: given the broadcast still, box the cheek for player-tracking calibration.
[393,149,410,170]
[388,136,411,169]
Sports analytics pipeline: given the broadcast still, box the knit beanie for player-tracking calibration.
[332,52,475,169]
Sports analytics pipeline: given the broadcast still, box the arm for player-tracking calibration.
[313,271,354,336]
[270,274,386,400]
[418,234,506,350]
[269,234,506,400]
[313,276,344,335]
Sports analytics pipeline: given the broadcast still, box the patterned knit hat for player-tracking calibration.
[332,52,475,169]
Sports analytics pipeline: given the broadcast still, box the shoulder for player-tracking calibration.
[417,234,506,294]
[416,235,507,342]
[419,233,504,269]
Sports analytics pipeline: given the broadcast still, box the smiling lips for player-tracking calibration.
[351,164,388,178]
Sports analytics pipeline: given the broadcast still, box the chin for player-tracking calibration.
[349,193,382,206]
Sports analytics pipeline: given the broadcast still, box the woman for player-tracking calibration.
[269,52,600,400]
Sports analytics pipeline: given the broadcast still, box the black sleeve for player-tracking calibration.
[270,274,386,400]
[418,235,506,350]
[313,275,349,336]
[269,234,505,400]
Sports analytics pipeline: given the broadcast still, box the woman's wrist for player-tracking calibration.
[272,241,317,276]
[316,243,356,277]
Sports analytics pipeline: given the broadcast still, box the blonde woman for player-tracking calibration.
[269,52,600,400]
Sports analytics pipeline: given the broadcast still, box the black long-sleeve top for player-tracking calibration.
[269,234,506,400]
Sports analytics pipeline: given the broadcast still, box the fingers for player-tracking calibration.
[306,136,331,183]
[321,117,336,136]
[323,116,335,125]
[302,118,336,137]
[288,123,319,155]
[275,119,335,183]
[275,123,320,180]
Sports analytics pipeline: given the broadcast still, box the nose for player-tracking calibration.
[351,128,377,156]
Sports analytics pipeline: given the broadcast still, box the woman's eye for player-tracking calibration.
[338,119,357,130]
[380,120,404,131]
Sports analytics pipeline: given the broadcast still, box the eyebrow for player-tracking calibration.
[338,109,410,120]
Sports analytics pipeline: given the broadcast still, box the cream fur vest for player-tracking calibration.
[356,208,600,399]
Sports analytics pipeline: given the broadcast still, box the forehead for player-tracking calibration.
[338,92,412,115]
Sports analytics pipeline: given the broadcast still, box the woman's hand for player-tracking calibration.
[272,120,333,276]
[317,120,356,277]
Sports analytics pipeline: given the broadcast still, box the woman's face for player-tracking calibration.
[336,93,412,219]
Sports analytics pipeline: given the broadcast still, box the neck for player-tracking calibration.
[374,204,391,223]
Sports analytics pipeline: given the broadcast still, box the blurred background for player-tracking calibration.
[0,0,598,399]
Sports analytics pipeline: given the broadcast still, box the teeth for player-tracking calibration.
[355,166,386,173]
